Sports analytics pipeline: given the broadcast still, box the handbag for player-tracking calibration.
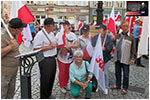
[85,61,98,92]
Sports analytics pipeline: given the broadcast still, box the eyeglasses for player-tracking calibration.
[75,56,82,58]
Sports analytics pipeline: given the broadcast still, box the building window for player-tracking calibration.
[105,1,112,7]
[58,1,64,5]
[116,1,123,8]
[68,1,75,6]
[79,1,86,6]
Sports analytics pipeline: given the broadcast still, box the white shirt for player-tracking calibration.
[56,32,77,63]
[33,28,57,57]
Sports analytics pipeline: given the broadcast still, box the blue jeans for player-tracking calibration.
[115,61,130,89]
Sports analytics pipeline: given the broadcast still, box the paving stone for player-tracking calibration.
[14,43,149,99]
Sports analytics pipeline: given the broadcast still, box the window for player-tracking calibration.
[105,1,112,7]
[79,1,86,6]
[58,1,64,5]
[68,1,75,6]
[116,1,123,8]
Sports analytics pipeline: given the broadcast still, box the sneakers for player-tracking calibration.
[60,88,67,94]
[104,89,108,94]
[64,86,70,91]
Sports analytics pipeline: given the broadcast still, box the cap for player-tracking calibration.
[81,24,90,32]
[9,18,27,29]
[63,20,70,25]
[44,17,56,25]
[98,24,107,30]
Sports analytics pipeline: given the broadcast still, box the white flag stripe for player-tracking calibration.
[22,24,32,47]
[137,17,149,58]
[57,25,64,45]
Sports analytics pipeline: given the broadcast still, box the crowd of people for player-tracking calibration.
[1,17,148,99]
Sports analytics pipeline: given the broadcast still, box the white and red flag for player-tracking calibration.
[10,1,35,47]
[88,34,107,94]
[83,41,93,59]
[115,12,121,21]
[137,17,149,58]
[125,16,130,23]
[77,21,82,31]
[107,6,116,35]
[102,16,107,24]
[129,16,136,34]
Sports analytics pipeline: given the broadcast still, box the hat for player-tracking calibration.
[81,24,90,32]
[44,17,56,25]
[135,18,140,22]
[63,20,70,25]
[9,18,27,29]
[98,24,107,30]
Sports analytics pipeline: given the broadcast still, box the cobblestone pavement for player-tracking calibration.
[14,43,149,99]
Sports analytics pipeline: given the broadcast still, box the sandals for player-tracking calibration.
[111,86,121,89]
[121,89,127,95]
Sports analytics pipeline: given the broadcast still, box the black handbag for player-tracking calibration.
[85,61,98,92]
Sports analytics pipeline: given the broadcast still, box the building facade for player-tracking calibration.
[1,1,12,24]
[89,1,126,23]
[1,1,127,26]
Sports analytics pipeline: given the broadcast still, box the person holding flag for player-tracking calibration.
[33,18,57,99]
[92,24,113,93]
[1,18,27,99]
[56,20,78,94]
[111,21,136,95]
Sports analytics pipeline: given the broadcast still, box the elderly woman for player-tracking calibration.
[69,49,93,99]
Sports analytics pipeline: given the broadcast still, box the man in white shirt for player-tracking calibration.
[33,18,57,99]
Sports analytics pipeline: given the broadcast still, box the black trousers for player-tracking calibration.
[39,57,56,99]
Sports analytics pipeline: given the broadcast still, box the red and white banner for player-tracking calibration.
[10,1,35,47]
[88,34,107,94]
[115,12,121,21]
[107,6,116,35]
[137,17,149,58]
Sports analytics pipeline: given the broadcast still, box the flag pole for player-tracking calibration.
[35,20,51,44]
[102,32,108,47]
[1,18,13,39]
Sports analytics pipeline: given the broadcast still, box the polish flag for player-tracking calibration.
[56,25,66,48]
[88,34,107,94]
[129,16,136,34]
[125,16,130,23]
[137,17,149,58]
[115,12,121,21]
[107,6,116,35]
[83,41,93,59]
[10,1,35,46]
[102,16,107,24]
[77,21,82,31]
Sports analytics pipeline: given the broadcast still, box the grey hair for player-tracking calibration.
[74,49,83,57]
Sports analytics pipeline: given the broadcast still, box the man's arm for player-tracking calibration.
[1,39,17,57]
